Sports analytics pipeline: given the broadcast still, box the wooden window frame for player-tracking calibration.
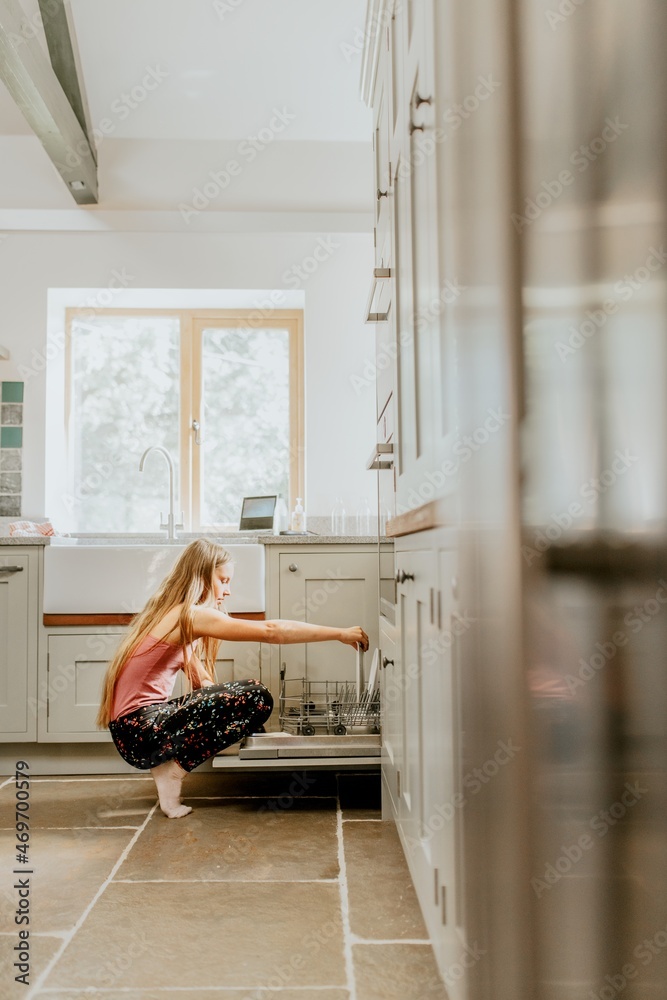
[65,307,305,532]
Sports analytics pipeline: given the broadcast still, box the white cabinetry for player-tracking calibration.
[45,631,123,741]
[40,625,263,742]
[0,548,40,742]
[392,531,465,987]
[264,544,389,705]
[363,4,466,989]
[388,0,450,510]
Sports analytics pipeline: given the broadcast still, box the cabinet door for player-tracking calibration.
[374,20,393,269]
[380,615,401,818]
[0,554,34,739]
[212,641,263,685]
[433,547,467,983]
[395,549,440,900]
[393,0,445,511]
[46,632,124,741]
[278,552,379,685]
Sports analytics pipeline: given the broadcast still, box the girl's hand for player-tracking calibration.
[341,626,369,652]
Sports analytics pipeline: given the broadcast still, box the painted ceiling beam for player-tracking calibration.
[0,0,98,204]
[37,0,94,143]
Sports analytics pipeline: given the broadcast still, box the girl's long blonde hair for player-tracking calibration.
[96,539,232,729]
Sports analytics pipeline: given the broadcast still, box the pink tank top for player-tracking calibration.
[111,634,194,721]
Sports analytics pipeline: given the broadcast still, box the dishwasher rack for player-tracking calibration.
[279,676,381,736]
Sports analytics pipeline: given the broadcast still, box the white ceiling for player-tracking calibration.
[0,0,373,215]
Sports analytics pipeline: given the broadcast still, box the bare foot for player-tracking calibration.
[150,759,192,819]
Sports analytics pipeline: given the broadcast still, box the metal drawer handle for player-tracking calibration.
[0,565,24,574]
[288,563,298,573]
[413,93,433,109]
[395,569,415,584]
[366,442,394,471]
[365,267,392,324]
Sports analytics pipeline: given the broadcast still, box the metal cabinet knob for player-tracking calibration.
[288,563,298,573]
[395,569,415,584]
[382,657,394,669]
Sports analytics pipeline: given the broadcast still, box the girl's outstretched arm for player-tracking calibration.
[191,607,369,652]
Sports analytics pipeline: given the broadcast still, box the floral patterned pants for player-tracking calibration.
[108,679,273,773]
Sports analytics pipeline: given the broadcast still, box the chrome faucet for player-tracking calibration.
[138,446,184,540]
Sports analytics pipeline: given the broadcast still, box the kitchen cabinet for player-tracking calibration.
[391,0,445,510]
[44,630,124,741]
[0,547,40,741]
[379,608,400,818]
[39,625,263,741]
[363,6,469,985]
[367,1,457,513]
[392,531,464,990]
[271,547,381,692]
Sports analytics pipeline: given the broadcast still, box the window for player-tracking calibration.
[65,308,304,532]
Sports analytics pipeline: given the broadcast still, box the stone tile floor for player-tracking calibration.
[0,770,448,999]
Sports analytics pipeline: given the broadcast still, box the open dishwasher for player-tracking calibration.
[213,647,382,769]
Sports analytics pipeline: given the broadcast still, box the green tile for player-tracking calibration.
[1,381,23,403]
[0,426,22,448]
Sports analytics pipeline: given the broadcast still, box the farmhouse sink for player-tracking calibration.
[43,543,265,613]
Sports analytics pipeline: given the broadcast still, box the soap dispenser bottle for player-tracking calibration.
[291,497,306,532]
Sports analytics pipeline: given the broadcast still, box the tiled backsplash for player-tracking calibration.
[0,381,23,517]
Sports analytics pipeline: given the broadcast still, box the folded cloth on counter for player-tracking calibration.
[8,519,69,537]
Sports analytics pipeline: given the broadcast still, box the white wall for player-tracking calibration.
[0,227,377,525]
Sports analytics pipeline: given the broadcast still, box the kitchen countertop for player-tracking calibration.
[0,533,391,546]
[0,535,54,545]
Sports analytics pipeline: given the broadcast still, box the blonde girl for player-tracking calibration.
[97,538,369,818]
